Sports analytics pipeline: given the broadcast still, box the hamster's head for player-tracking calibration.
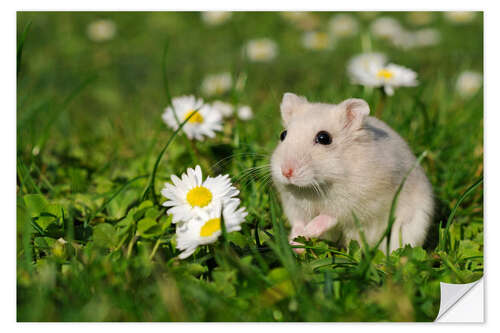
[271,92,370,188]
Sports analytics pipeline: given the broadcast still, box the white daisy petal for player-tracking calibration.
[175,199,246,259]
[456,70,482,98]
[201,72,233,96]
[244,38,278,63]
[347,53,418,96]
[162,95,223,141]
[161,166,247,259]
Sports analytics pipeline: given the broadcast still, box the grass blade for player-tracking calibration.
[17,21,32,78]
[142,110,201,205]
[37,75,97,151]
[88,174,148,224]
[371,151,428,257]
[442,177,483,251]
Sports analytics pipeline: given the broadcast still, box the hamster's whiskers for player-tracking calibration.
[311,179,327,200]
[236,164,272,189]
[212,153,268,170]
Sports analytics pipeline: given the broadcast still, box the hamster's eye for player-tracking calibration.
[315,131,332,145]
[280,130,287,141]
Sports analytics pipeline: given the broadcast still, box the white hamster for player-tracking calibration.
[271,93,434,253]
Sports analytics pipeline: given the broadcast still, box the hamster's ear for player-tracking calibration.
[280,92,308,125]
[339,98,370,129]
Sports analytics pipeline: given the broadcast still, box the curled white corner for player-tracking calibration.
[435,278,484,322]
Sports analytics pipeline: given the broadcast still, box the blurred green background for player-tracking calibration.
[17,12,483,322]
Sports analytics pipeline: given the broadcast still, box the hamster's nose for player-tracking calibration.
[281,167,294,179]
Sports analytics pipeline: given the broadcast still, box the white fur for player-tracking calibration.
[271,93,434,252]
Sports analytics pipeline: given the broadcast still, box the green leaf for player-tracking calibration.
[23,194,49,217]
[107,189,137,219]
[35,216,57,230]
[268,267,290,283]
[185,263,208,277]
[227,231,247,248]
[136,217,157,236]
[410,247,428,262]
[212,269,237,297]
[458,240,482,258]
[93,223,118,249]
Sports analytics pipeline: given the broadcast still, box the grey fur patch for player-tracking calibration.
[363,124,389,140]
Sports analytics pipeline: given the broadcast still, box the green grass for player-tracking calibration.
[16,11,483,322]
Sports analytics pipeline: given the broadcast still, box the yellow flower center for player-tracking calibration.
[200,218,221,237]
[186,186,213,208]
[184,110,204,124]
[377,69,394,79]
[314,33,329,48]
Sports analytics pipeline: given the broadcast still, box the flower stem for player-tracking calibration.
[375,88,387,118]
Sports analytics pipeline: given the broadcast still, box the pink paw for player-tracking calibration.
[303,215,336,238]
[289,223,306,254]
[290,240,305,254]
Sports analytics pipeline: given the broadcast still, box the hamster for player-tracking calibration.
[271,93,434,253]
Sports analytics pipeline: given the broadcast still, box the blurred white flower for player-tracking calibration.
[280,12,319,31]
[370,17,404,41]
[456,71,482,98]
[32,145,40,156]
[162,95,222,141]
[413,28,441,47]
[175,199,247,259]
[237,105,253,120]
[348,52,387,78]
[244,38,278,63]
[390,30,418,50]
[301,31,333,50]
[444,11,477,24]
[212,101,234,118]
[161,165,240,224]
[201,11,233,26]
[407,12,435,26]
[328,14,359,38]
[201,72,233,96]
[348,53,418,95]
[370,15,441,50]
[87,19,116,42]
[391,28,441,50]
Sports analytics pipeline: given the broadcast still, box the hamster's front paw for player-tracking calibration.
[303,215,336,238]
[289,222,306,254]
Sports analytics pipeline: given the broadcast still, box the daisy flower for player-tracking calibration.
[175,199,247,259]
[348,53,418,96]
[370,17,404,41]
[456,71,482,98]
[407,12,435,26]
[328,14,359,38]
[161,165,240,224]
[201,72,233,96]
[212,100,234,118]
[389,30,417,50]
[391,28,440,50]
[244,38,278,63]
[201,11,233,26]
[301,31,333,51]
[280,12,319,31]
[237,105,254,120]
[348,52,387,80]
[87,19,116,42]
[413,28,440,47]
[162,95,223,141]
[444,12,477,24]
